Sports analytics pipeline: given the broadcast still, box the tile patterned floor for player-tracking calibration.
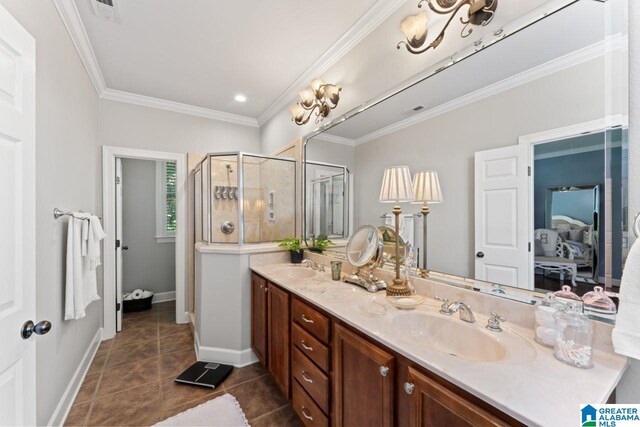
[65,301,302,427]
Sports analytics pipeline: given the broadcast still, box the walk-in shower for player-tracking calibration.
[194,152,297,244]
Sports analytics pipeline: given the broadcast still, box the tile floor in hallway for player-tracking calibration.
[65,301,302,427]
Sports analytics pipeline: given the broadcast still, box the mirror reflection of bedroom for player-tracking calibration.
[533,128,628,296]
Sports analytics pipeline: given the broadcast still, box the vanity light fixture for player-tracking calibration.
[290,79,342,126]
[412,170,443,276]
[397,0,498,55]
[379,166,415,296]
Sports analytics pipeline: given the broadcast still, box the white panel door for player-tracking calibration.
[474,145,531,289]
[115,158,123,332]
[0,4,36,426]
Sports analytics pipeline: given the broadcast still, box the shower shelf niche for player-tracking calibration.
[194,152,297,244]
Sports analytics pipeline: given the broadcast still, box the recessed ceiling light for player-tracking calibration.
[234,94,247,103]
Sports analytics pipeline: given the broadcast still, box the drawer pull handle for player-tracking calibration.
[301,341,314,351]
[404,382,415,395]
[301,370,314,383]
[301,406,314,421]
[379,366,390,377]
[301,314,314,324]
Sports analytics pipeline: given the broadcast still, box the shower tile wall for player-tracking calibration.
[210,157,239,243]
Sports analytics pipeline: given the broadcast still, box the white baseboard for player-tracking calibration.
[194,332,258,368]
[152,291,176,304]
[49,328,102,427]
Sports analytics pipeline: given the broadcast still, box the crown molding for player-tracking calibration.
[353,34,628,146]
[256,0,408,126]
[102,89,259,127]
[54,0,258,127]
[313,133,357,146]
[53,0,106,94]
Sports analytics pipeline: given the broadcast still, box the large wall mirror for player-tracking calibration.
[302,0,629,315]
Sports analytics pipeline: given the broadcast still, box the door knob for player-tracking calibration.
[122,246,129,250]
[21,320,52,340]
[476,251,485,258]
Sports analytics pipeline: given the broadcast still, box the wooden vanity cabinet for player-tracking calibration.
[333,323,395,427]
[250,273,290,397]
[396,359,521,427]
[267,283,290,397]
[250,273,268,366]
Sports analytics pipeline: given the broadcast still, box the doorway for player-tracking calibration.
[102,147,188,340]
[115,158,178,331]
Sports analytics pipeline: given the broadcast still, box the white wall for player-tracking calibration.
[121,159,175,295]
[0,0,102,424]
[617,0,640,404]
[100,99,260,154]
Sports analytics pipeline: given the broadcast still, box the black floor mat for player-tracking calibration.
[174,361,233,389]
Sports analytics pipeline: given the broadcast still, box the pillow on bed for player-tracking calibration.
[534,240,545,256]
[558,231,570,241]
[569,228,585,242]
[583,229,593,246]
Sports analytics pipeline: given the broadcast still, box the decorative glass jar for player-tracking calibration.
[553,303,594,369]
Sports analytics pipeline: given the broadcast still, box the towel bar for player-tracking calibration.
[53,208,101,220]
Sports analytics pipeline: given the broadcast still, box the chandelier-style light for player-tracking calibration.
[290,79,341,126]
[397,0,497,55]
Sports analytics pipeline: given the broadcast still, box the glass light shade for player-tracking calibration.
[379,166,415,203]
[412,170,443,204]
[299,88,315,108]
[400,11,428,49]
[310,78,325,92]
[290,104,305,120]
[323,84,341,105]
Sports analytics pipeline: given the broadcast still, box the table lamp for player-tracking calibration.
[379,166,415,296]
[412,170,443,276]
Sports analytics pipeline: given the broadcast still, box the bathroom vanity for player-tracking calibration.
[249,254,627,427]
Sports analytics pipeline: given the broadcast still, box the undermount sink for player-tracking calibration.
[274,266,316,279]
[392,312,508,362]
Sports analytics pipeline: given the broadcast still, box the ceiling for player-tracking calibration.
[318,0,624,142]
[73,0,381,119]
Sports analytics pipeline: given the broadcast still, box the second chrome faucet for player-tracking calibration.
[434,297,476,323]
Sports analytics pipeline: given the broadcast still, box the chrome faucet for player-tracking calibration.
[433,297,475,323]
[301,259,325,272]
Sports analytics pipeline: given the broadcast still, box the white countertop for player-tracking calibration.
[196,242,285,254]
[250,262,628,427]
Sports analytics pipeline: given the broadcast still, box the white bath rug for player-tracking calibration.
[154,394,250,426]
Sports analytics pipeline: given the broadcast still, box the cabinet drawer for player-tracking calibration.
[292,298,330,343]
[292,379,329,427]
[292,323,329,373]
[292,347,329,414]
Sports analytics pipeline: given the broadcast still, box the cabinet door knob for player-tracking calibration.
[379,366,390,377]
[404,382,415,395]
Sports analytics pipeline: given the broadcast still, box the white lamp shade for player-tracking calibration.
[299,88,315,107]
[400,11,428,49]
[412,170,443,204]
[379,166,415,203]
[310,78,325,92]
[290,104,304,120]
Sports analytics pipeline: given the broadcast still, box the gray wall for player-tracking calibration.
[617,0,640,404]
[121,159,175,295]
[0,0,102,424]
[353,58,613,279]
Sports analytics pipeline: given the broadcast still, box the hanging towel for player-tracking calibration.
[612,239,640,359]
[64,214,102,320]
[87,215,106,270]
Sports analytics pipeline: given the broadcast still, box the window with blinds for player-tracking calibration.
[156,161,177,241]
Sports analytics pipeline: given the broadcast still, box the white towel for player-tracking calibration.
[64,214,102,320]
[612,239,640,359]
[87,215,106,270]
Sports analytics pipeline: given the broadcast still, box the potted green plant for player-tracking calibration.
[278,237,304,263]
[307,234,335,254]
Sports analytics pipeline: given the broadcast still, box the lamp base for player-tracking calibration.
[386,278,412,297]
